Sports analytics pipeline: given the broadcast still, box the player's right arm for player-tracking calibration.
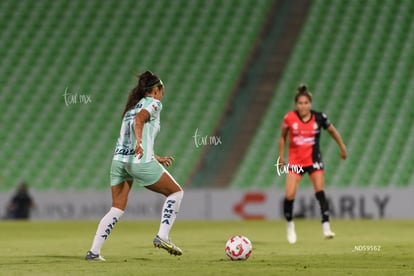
[134,109,150,158]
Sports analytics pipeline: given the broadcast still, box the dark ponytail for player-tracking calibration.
[294,83,312,103]
[122,71,162,117]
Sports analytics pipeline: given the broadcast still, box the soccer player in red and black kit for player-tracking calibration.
[278,84,347,244]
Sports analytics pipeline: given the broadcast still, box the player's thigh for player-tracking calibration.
[285,173,301,200]
[145,171,182,197]
[309,170,324,192]
[111,180,133,210]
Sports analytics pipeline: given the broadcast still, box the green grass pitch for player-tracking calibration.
[0,220,413,275]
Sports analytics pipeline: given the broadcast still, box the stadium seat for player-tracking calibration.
[231,0,414,188]
[0,0,272,191]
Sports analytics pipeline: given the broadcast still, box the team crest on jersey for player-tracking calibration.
[292,123,298,130]
[152,104,158,111]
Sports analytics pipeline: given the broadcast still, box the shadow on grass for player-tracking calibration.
[0,255,157,265]
[0,255,81,265]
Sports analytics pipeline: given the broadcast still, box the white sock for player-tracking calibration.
[322,221,331,232]
[90,207,124,255]
[157,190,183,240]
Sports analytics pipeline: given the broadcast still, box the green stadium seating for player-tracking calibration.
[231,0,414,188]
[0,0,272,191]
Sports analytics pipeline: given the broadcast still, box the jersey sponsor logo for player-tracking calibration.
[115,148,135,155]
[297,129,319,135]
[292,136,315,145]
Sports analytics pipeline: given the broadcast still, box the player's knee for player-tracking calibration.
[285,192,295,201]
[171,190,184,200]
[112,201,127,211]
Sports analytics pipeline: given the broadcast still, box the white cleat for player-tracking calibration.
[286,221,297,244]
[85,251,106,261]
[153,235,183,256]
[322,222,335,240]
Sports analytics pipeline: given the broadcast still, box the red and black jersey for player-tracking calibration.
[281,110,331,167]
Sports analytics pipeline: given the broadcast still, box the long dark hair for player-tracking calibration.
[122,71,162,117]
[294,83,313,103]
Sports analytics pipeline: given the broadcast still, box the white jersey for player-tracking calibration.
[113,96,162,163]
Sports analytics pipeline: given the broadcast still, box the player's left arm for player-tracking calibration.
[134,109,150,158]
[155,154,175,167]
[327,124,347,160]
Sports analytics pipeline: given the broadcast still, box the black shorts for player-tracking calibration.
[289,162,324,177]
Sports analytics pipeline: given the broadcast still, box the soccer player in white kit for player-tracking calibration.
[85,71,183,260]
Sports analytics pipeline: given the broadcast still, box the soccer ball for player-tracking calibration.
[225,235,252,261]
